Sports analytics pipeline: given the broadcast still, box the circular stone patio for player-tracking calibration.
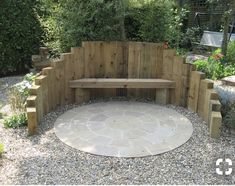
[54,101,193,157]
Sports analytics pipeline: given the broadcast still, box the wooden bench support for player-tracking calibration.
[75,88,90,104]
[155,89,169,104]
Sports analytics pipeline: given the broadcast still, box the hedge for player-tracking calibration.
[0,0,44,76]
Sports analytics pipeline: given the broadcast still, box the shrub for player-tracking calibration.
[180,26,202,49]
[137,1,175,43]
[194,59,208,74]
[38,0,61,51]
[194,49,235,80]
[0,0,44,75]
[167,6,190,49]
[57,0,187,52]
[8,73,36,113]
[3,113,27,128]
[58,0,123,52]
[5,73,35,129]
[226,41,235,65]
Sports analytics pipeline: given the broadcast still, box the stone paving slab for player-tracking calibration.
[54,101,193,157]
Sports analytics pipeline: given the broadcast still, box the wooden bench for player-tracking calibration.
[69,78,176,104]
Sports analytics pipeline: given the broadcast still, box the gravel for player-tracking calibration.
[214,80,235,104]
[0,77,235,185]
[0,76,23,116]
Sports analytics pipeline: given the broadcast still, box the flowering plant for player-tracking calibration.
[8,73,36,113]
[208,49,225,63]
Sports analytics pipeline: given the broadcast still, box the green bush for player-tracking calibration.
[0,0,44,75]
[226,41,235,65]
[57,0,187,52]
[4,73,35,129]
[4,113,27,128]
[58,0,123,52]
[38,0,61,51]
[194,60,209,74]
[8,73,36,114]
[194,49,235,80]
[137,1,174,43]
[181,26,202,49]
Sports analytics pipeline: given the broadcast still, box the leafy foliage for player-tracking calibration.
[137,1,174,42]
[8,73,36,113]
[58,0,124,51]
[194,49,235,80]
[181,26,202,49]
[0,0,44,75]
[3,113,27,128]
[57,0,187,51]
[226,41,235,65]
[38,0,61,51]
[194,60,208,74]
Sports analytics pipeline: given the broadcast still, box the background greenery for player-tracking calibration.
[1,0,190,75]
[0,0,44,76]
[1,0,234,75]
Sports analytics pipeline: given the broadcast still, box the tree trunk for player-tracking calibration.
[221,0,234,56]
[221,13,230,56]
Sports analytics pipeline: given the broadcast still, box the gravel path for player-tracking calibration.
[0,77,234,185]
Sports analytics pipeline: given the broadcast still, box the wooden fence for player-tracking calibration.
[26,41,222,138]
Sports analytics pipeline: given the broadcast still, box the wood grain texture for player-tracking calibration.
[127,42,164,99]
[62,53,75,103]
[187,71,206,112]
[203,89,219,124]
[27,107,37,135]
[69,78,176,89]
[42,67,53,112]
[35,75,47,115]
[197,79,214,118]
[209,111,222,138]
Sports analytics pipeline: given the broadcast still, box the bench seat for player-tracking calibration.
[69,78,175,104]
[69,78,175,89]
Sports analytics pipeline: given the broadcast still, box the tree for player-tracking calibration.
[207,0,235,56]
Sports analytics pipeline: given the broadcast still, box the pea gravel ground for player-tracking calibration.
[0,76,234,185]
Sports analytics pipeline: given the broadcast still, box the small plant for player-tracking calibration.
[8,73,36,114]
[194,48,235,80]
[181,26,202,49]
[194,59,208,74]
[0,143,4,157]
[3,113,27,128]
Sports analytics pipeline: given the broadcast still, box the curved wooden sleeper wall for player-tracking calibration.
[26,41,222,138]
